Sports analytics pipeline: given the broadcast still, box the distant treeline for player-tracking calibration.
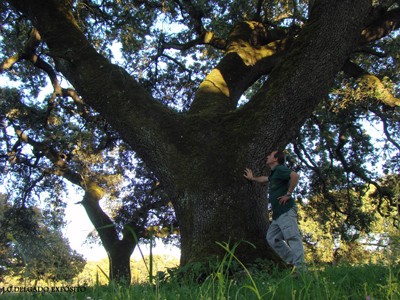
[2,254,179,286]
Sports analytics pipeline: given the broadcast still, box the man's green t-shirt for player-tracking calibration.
[269,164,296,220]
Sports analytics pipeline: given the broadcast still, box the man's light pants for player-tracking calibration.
[267,206,306,272]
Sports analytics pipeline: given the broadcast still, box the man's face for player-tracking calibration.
[266,151,278,166]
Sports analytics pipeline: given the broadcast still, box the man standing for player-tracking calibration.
[244,150,306,275]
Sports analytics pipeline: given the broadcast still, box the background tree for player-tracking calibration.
[0,193,86,284]
[0,86,178,282]
[289,70,400,265]
[297,186,397,266]
[1,0,400,276]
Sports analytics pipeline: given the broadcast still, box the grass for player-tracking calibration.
[2,239,399,299]
[1,241,399,300]
[1,263,399,299]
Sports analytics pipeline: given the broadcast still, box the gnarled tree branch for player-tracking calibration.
[342,60,400,107]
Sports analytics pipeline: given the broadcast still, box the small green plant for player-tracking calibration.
[96,264,109,282]
[215,239,262,299]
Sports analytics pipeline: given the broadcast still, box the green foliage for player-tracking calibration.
[161,254,242,284]
[159,240,275,289]
[0,82,177,280]
[288,70,400,265]
[297,190,396,266]
[0,194,86,283]
[0,84,177,239]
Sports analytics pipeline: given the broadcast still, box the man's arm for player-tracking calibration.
[278,171,300,205]
[244,168,269,183]
[287,171,300,194]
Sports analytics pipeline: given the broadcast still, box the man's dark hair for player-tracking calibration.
[274,150,286,165]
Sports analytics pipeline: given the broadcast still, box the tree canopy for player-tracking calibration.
[1,0,400,282]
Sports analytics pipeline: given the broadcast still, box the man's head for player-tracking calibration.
[266,150,285,167]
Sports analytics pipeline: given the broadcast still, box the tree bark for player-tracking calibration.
[108,250,132,284]
[7,0,378,268]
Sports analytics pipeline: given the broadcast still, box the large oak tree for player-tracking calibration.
[2,0,400,281]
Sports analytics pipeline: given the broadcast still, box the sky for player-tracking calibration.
[63,198,181,262]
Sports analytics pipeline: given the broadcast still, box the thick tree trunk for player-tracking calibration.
[168,0,372,266]
[108,244,134,283]
[176,184,282,266]
[81,182,137,283]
